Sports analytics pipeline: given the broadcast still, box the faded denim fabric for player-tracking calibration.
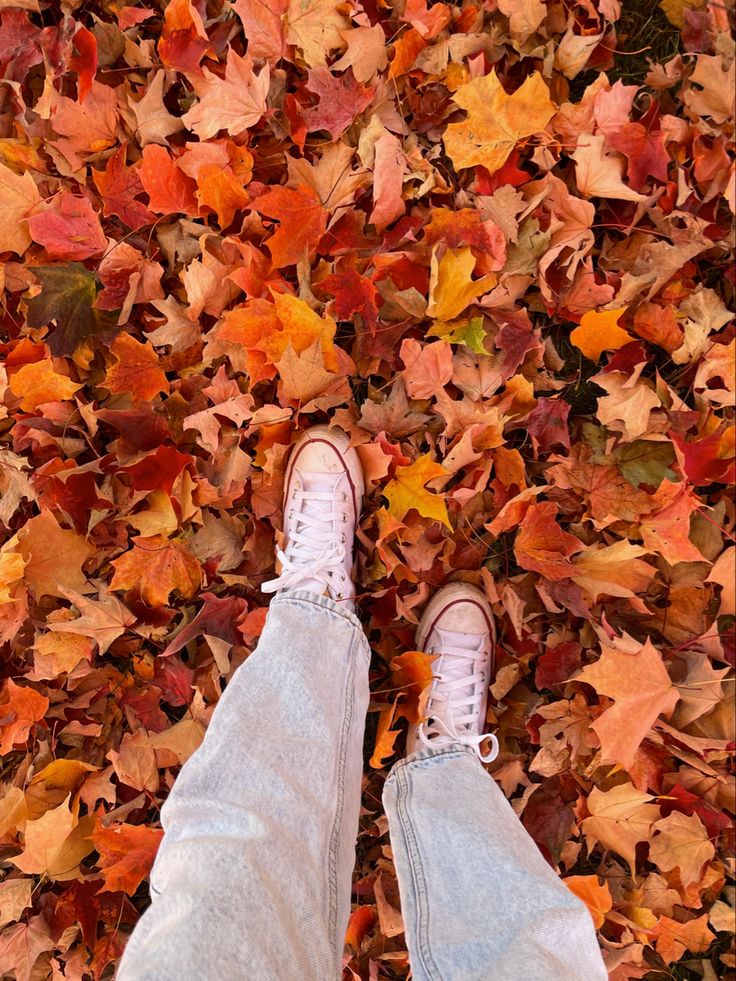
[384,748,607,981]
[118,591,606,981]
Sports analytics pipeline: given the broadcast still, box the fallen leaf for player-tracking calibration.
[570,308,631,360]
[110,535,202,607]
[384,455,451,528]
[578,638,679,769]
[93,820,164,895]
[444,71,556,175]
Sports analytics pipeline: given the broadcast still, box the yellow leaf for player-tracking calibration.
[427,247,495,321]
[384,455,451,528]
[570,308,631,361]
[0,551,25,604]
[269,293,338,371]
[443,71,555,175]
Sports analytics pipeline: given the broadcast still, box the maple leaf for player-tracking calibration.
[384,455,451,528]
[12,798,94,881]
[232,0,287,62]
[0,161,40,255]
[158,0,209,74]
[570,308,632,361]
[652,914,715,964]
[427,247,495,321]
[577,638,680,769]
[50,587,135,656]
[183,51,270,140]
[582,782,659,872]
[18,509,93,599]
[93,821,164,895]
[253,184,328,268]
[93,144,156,230]
[103,333,169,404]
[570,541,656,602]
[275,340,345,404]
[304,68,375,140]
[8,359,81,412]
[514,502,583,580]
[285,0,350,67]
[400,338,453,399]
[110,535,202,607]
[572,134,649,201]
[0,679,48,755]
[129,70,185,147]
[444,71,556,175]
[69,24,97,103]
[26,264,120,357]
[563,876,612,929]
[27,191,107,261]
[369,133,407,231]
[639,485,707,565]
[196,164,250,228]
[138,145,199,216]
[649,811,715,886]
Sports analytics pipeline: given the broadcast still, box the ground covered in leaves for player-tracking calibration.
[0,0,734,978]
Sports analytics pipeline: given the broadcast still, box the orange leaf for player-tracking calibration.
[369,702,400,769]
[443,71,555,175]
[345,906,377,950]
[138,145,199,216]
[564,875,612,929]
[93,820,164,895]
[652,913,715,964]
[570,308,632,361]
[0,680,48,756]
[391,649,435,724]
[104,333,169,404]
[577,639,679,770]
[514,501,583,580]
[196,164,250,228]
[18,510,94,599]
[110,535,202,607]
[253,184,327,268]
[11,798,94,881]
[9,359,80,411]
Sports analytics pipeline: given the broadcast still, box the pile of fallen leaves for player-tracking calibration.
[0,0,734,977]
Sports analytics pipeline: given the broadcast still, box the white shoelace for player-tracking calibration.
[262,484,351,599]
[418,643,499,763]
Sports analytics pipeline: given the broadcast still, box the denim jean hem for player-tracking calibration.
[386,742,479,784]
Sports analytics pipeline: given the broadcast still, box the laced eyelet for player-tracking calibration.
[340,533,346,543]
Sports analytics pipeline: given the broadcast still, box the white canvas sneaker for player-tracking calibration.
[261,425,364,609]
[407,583,498,762]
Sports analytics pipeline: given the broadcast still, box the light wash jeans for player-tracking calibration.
[118,591,607,981]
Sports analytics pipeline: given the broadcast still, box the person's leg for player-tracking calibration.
[119,428,369,981]
[384,585,606,981]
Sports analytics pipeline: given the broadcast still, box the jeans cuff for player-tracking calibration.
[385,742,479,782]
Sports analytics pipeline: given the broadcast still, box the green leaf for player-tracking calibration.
[616,440,676,490]
[26,264,120,357]
[428,315,488,354]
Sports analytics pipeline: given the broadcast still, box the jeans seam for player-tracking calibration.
[394,762,444,981]
[326,630,357,960]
